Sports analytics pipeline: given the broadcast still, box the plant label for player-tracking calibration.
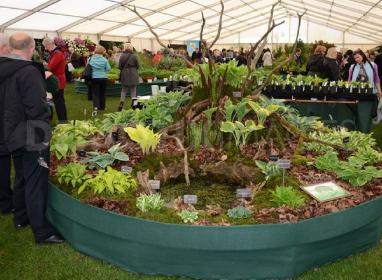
[269,155,279,162]
[78,150,87,157]
[121,166,132,174]
[149,180,161,190]
[92,110,97,117]
[145,118,153,126]
[233,91,242,98]
[112,132,119,141]
[301,181,351,202]
[343,137,350,144]
[236,188,252,198]
[277,159,291,169]
[183,195,197,205]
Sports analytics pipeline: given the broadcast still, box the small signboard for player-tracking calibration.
[149,180,161,190]
[269,155,279,162]
[233,91,242,98]
[277,159,291,169]
[183,195,198,204]
[112,132,119,141]
[301,181,351,202]
[121,166,132,174]
[236,188,252,198]
[78,150,87,157]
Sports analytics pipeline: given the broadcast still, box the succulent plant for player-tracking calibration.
[227,206,252,219]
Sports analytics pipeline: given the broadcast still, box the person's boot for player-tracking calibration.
[118,101,124,111]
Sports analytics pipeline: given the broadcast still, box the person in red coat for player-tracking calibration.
[42,37,68,122]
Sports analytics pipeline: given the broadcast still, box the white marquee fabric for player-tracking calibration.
[0,0,381,45]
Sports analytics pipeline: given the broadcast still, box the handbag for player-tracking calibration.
[83,57,93,81]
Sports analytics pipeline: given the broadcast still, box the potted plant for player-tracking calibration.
[139,68,156,82]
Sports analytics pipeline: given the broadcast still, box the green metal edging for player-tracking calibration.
[46,183,382,280]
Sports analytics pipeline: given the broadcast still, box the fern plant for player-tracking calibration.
[56,163,91,188]
[136,193,165,212]
[78,167,137,194]
[125,125,161,154]
[270,186,305,208]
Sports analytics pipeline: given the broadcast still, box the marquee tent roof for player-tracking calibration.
[0,0,381,44]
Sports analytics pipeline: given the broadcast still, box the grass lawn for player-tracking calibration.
[1,83,382,280]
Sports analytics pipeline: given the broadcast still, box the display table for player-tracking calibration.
[264,92,378,133]
[47,184,382,280]
[74,80,168,97]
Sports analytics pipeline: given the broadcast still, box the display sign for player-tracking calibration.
[183,195,198,204]
[233,91,242,98]
[277,159,291,169]
[121,166,132,174]
[236,188,252,198]
[269,155,279,162]
[301,181,351,202]
[149,180,161,190]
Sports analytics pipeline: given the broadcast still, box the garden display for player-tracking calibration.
[49,0,382,228]
[47,2,382,279]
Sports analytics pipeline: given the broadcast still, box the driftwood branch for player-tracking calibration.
[251,0,281,69]
[207,0,224,50]
[162,134,190,185]
[128,6,167,49]
[128,5,194,68]
[251,11,306,98]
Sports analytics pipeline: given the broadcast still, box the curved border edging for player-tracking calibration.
[46,183,382,280]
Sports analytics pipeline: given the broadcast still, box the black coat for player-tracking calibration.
[323,57,340,81]
[0,57,50,155]
[306,54,325,77]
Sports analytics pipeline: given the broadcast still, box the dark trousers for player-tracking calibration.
[13,148,55,241]
[91,78,107,110]
[52,89,68,122]
[0,154,13,213]
[87,84,92,101]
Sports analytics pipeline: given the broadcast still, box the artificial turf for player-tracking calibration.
[1,83,381,280]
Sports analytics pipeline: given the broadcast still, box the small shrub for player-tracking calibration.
[136,193,165,212]
[227,206,252,219]
[178,210,198,223]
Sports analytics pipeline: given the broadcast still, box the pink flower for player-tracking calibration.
[53,37,66,48]
[74,37,84,45]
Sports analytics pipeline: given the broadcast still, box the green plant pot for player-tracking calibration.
[47,183,382,280]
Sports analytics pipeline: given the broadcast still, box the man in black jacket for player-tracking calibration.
[0,32,63,244]
[0,33,13,214]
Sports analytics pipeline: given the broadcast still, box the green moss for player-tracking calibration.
[161,179,236,210]
[133,154,182,176]
[291,155,308,166]
[135,208,182,224]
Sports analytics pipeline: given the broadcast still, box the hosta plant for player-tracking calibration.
[220,120,264,146]
[136,193,165,212]
[78,167,137,194]
[255,160,282,181]
[227,206,252,219]
[178,209,199,224]
[125,125,161,154]
[270,186,305,208]
[82,144,129,170]
[56,163,91,188]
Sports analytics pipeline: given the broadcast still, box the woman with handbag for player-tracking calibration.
[118,43,139,111]
[89,46,111,111]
